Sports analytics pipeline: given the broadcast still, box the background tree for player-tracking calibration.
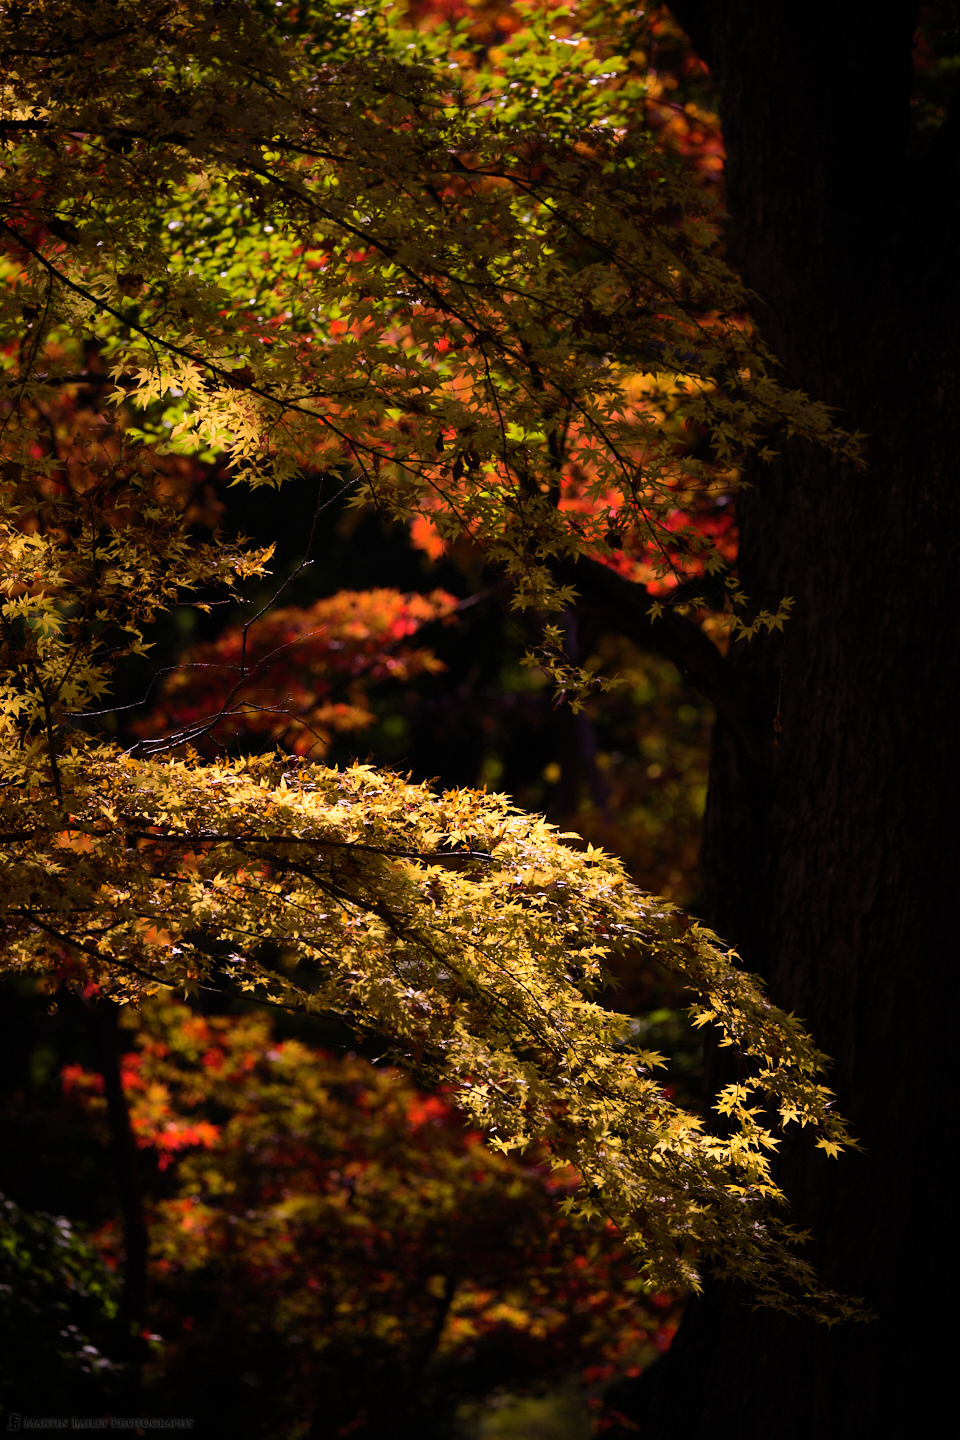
[57,993,680,1435]
[599,3,959,1435]
[0,1188,123,1412]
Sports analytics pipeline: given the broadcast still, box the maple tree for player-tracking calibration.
[0,3,885,1407]
[132,584,458,757]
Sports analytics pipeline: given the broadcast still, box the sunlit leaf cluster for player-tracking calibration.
[1,1,857,616]
[1,743,862,1316]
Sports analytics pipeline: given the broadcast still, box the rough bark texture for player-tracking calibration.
[606,3,959,1434]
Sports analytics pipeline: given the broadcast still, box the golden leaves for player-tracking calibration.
[0,743,866,1317]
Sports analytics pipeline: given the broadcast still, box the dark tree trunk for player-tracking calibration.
[69,993,149,1359]
[605,3,959,1433]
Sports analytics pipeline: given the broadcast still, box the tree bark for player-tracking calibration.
[609,3,959,1433]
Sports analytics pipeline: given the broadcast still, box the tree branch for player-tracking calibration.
[64,991,148,1363]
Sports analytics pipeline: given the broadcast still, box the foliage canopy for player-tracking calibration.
[0,0,865,1319]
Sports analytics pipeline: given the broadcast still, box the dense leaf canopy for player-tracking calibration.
[0,0,866,1318]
